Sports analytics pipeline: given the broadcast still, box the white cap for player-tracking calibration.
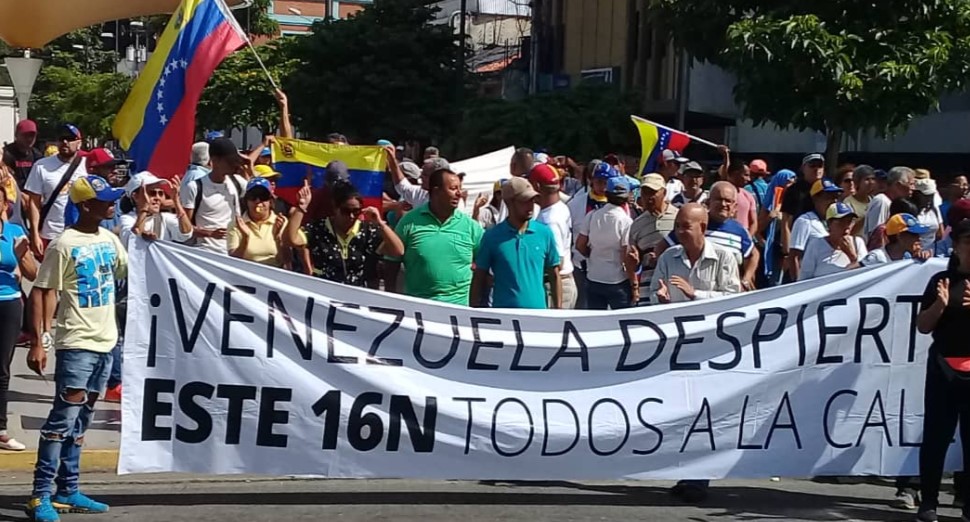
[124,171,165,197]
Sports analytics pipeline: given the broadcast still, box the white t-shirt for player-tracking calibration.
[580,203,632,284]
[864,193,891,240]
[179,174,244,254]
[917,207,942,252]
[799,236,868,280]
[395,179,429,208]
[118,211,192,251]
[790,211,827,252]
[665,178,685,202]
[24,154,87,240]
[537,200,574,276]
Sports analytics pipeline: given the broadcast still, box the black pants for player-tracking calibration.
[919,357,970,513]
[586,281,632,310]
[0,299,23,432]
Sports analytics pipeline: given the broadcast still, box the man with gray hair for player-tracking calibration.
[864,166,916,242]
[183,142,211,185]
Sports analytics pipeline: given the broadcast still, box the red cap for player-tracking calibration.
[949,199,970,226]
[528,164,559,186]
[85,148,125,173]
[749,159,769,174]
[15,119,37,135]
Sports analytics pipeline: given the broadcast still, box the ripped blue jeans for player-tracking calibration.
[32,349,112,498]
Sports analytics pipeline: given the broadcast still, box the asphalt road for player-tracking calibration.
[0,474,962,521]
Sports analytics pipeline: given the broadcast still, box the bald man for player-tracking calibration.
[651,203,741,304]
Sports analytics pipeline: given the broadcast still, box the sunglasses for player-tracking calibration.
[58,136,78,143]
[339,207,362,217]
[841,178,855,184]
[145,189,165,198]
[247,194,272,203]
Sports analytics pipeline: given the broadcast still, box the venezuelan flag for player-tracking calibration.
[113,0,247,177]
[271,138,387,209]
[631,115,692,176]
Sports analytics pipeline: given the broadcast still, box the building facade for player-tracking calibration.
[540,0,970,170]
[269,0,371,34]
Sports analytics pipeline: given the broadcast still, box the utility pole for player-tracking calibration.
[529,0,539,95]
[458,0,467,105]
[675,49,690,130]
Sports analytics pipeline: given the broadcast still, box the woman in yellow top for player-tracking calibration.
[227,178,291,268]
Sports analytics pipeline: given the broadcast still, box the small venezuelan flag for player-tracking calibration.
[113,0,247,177]
[271,138,387,210]
[631,115,692,176]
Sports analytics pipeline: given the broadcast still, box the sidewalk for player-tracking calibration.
[0,344,120,471]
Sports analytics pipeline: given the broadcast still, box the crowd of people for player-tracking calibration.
[0,103,968,521]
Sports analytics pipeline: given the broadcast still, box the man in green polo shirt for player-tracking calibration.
[385,168,483,305]
[470,177,561,309]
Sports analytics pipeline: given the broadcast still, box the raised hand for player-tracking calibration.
[361,207,383,224]
[297,184,312,213]
[474,193,489,209]
[937,278,950,306]
[272,213,286,240]
[656,279,671,304]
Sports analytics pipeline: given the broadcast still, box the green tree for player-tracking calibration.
[29,66,132,141]
[651,0,970,169]
[285,0,471,143]
[449,84,641,161]
[197,37,298,136]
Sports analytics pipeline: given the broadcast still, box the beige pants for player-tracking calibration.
[547,274,578,310]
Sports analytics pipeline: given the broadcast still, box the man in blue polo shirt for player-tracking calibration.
[658,181,760,290]
[470,177,561,309]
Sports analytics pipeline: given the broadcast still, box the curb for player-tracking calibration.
[0,449,118,472]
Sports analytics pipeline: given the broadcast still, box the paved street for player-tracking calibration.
[0,474,962,522]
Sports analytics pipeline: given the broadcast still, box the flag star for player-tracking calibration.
[160,114,169,125]
[160,77,166,87]
[180,59,188,69]
[157,102,164,113]
[156,90,163,100]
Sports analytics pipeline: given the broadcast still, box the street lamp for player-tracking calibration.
[287,7,315,24]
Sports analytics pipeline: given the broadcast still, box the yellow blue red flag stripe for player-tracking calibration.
[113,0,247,177]
[631,116,691,175]
[271,138,388,209]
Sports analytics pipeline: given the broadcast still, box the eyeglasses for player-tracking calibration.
[145,189,165,198]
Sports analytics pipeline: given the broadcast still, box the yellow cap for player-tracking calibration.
[254,164,281,180]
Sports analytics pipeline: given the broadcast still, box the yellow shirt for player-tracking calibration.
[844,195,869,236]
[34,228,128,353]
[227,213,299,267]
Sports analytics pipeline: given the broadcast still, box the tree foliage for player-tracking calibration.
[285,0,470,143]
[448,84,641,161]
[651,0,970,158]
[197,38,299,135]
[29,66,132,141]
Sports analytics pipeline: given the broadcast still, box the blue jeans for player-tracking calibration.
[32,349,113,498]
[586,281,632,310]
[107,341,122,389]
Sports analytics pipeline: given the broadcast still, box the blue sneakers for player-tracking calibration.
[50,491,109,514]
[25,496,59,522]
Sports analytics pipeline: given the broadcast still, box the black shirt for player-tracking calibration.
[781,178,813,219]
[920,269,970,361]
[305,218,383,288]
[2,143,43,187]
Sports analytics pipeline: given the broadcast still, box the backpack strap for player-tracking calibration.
[191,179,204,226]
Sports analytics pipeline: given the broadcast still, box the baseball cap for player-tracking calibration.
[874,169,889,181]
[492,179,506,193]
[15,120,37,135]
[592,162,619,180]
[810,178,843,197]
[914,168,931,180]
[69,175,125,204]
[502,177,539,202]
[606,177,630,196]
[802,153,824,165]
[885,213,932,236]
[85,148,126,173]
[422,157,451,176]
[749,159,769,174]
[259,147,272,158]
[205,130,225,141]
[681,161,704,175]
[246,177,273,194]
[947,199,970,225]
[209,137,245,164]
[400,160,421,181]
[534,152,550,165]
[123,171,165,197]
[326,160,351,184]
[60,124,82,141]
[915,178,937,195]
[529,164,559,186]
[825,201,857,221]
[640,173,666,192]
[253,165,281,180]
[661,149,689,165]
[377,139,393,147]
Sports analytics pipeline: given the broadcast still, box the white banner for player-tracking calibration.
[121,240,954,478]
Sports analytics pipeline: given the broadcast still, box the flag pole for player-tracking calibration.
[243,40,280,90]
[631,115,721,149]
